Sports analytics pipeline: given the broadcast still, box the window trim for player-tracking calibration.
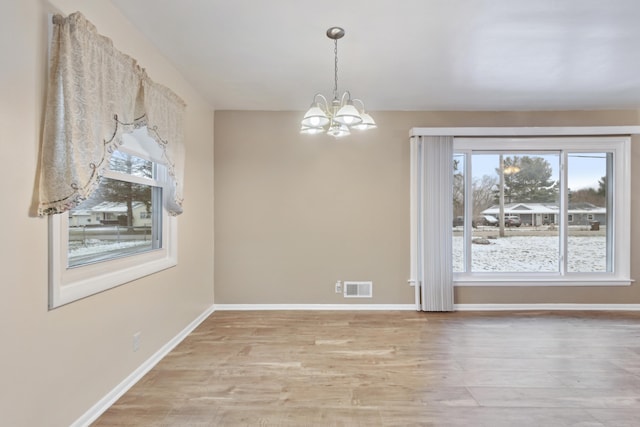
[452,136,631,287]
[48,146,178,309]
[410,126,640,137]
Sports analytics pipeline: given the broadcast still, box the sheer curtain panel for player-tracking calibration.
[409,136,454,311]
[38,12,186,216]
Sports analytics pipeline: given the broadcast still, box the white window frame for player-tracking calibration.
[48,142,177,309]
[453,135,630,287]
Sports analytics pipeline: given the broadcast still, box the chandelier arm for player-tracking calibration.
[313,93,330,112]
[340,91,353,106]
[352,98,366,112]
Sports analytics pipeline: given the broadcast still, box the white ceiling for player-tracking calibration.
[110,0,640,111]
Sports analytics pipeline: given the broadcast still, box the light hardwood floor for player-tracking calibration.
[93,310,640,426]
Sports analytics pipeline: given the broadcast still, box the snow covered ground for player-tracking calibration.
[70,234,606,274]
[453,235,606,272]
[68,239,152,266]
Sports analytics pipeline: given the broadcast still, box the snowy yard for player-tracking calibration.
[453,235,606,272]
[68,239,152,267]
[69,231,607,273]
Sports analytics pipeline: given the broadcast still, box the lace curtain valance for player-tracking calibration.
[38,12,186,216]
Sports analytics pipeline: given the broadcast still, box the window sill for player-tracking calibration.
[49,212,177,309]
[454,277,633,287]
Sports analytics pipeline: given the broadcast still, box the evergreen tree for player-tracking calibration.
[597,175,606,197]
[498,156,558,203]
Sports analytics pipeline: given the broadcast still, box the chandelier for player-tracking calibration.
[300,27,376,137]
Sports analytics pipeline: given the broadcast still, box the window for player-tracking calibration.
[67,151,159,268]
[41,14,185,309]
[49,129,177,308]
[453,136,630,286]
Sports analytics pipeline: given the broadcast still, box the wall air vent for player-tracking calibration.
[343,281,373,298]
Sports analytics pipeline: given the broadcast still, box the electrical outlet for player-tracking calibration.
[133,332,141,352]
[335,280,342,293]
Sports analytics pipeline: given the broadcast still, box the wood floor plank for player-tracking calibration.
[467,386,640,409]
[380,407,606,427]
[93,310,640,426]
[587,408,640,427]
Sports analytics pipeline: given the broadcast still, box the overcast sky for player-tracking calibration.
[457,152,606,191]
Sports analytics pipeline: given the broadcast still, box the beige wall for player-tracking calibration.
[215,110,640,305]
[0,1,214,426]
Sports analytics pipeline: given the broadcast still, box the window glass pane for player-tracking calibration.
[452,153,465,272]
[67,177,159,268]
[470,152,560,272]
[109,151,153,178]
[567,153,610,272]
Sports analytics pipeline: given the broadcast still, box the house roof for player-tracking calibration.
[482,202,605,215]
[88,202,147,213]
[69,210,92,216]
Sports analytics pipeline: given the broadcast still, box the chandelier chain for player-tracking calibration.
[333,39,339,100]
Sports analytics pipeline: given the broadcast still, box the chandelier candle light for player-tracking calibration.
[300,27,376,137]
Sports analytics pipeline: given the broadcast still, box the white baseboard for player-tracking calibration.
[215,303,640,312]
[454,303,640,311]
[71,304,216,427]
[214,304,417,311]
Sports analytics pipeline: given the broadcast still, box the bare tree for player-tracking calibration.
[452,159,465,217]
[569,187,605,207]
[96,152,153,228]
[473,175,497,217]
